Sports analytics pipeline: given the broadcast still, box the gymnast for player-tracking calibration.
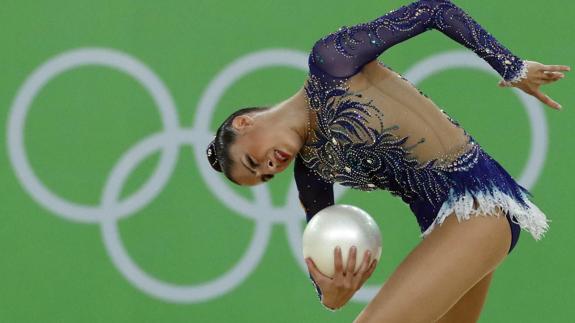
[205,0,569,321]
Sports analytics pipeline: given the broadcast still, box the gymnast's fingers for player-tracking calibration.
[532,88,561,110]
[358,259,378,286]
[542,64,571,72]
[542,71,565,80]
[306,257,329,283]
[345,246,357,276]
[333,246,345,279]
[365,259,378,279]
[535,77,561,85]
[352,250,372,286]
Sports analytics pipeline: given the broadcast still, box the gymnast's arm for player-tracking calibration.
[294,155,336,309]
[309,0,527,84]
[295,158,377,311]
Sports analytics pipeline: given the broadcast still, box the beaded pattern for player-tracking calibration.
[300,73,481,208]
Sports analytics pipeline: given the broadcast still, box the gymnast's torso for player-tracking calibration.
[303,59,471,166]
[296,58,480,204]
[293,0,528,218]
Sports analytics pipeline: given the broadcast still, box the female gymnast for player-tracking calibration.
[205,0,569,321]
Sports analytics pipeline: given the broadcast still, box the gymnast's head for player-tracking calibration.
[206,105,307,186]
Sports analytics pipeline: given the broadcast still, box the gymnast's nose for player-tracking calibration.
[265,153,281,173]
[266,159,277,173]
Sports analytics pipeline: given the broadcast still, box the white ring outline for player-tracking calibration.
[7,48,180,223]
[6,48,547,303]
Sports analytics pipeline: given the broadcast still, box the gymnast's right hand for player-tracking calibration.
[305,246,377,310]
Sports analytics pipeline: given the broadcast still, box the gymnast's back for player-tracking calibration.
[305,58,472,166]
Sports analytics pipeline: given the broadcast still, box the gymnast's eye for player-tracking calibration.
[248,156,258,169]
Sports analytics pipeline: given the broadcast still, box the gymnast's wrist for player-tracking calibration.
[321,298,341,312]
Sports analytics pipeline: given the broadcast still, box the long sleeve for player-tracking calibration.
[309,0,527,84]
[295,156,335,223]
[294,155,335,308]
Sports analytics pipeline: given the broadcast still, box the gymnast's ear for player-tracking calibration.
[231,115,255,132]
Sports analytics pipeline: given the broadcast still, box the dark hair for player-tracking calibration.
[206,106,270,183]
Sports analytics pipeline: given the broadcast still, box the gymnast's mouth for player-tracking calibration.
[275,149,290,163]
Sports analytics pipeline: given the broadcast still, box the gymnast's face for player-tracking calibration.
[227,114,298,186]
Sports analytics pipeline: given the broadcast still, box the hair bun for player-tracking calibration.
[206,139,222,172]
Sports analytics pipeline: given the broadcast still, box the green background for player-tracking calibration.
[1,0,573,322]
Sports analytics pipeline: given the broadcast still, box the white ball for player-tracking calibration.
[302,204,382,278]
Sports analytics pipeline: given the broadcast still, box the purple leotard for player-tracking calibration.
[294,0,548,306]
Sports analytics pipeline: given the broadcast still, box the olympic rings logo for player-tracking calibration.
[6,48,547,304]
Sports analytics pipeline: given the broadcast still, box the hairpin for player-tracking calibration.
[206,138,222,172]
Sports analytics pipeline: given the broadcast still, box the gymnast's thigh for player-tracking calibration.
[354,210,511,323]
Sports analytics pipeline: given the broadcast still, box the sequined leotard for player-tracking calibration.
[294,0,549,306]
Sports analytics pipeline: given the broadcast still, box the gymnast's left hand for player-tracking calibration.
[498,60,570,110]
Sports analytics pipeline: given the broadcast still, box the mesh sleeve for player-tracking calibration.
[294,155,335,308]
[309,0,527,83]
